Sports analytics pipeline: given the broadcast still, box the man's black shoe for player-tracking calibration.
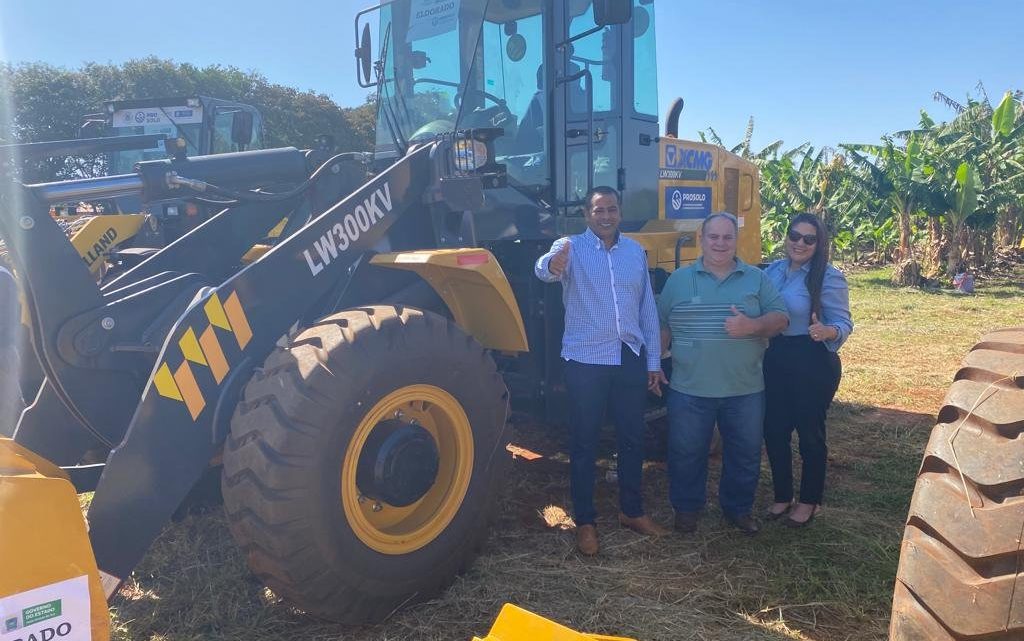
[724,513,760,535]
[674,511,700,533]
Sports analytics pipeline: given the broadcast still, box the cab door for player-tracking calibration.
[553,1,624,221]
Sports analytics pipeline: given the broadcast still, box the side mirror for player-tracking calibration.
[356,22,374,86]
[231,111,254,146]
[593,0,632,26]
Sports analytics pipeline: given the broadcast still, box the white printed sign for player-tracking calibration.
[112,105,203,128]
[0,576,91,641]
[406,0,460,42]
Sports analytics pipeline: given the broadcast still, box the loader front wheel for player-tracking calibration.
[221,305,509,624]
[889,328,1024,640]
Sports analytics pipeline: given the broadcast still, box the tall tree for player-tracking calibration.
[0,58,377,182]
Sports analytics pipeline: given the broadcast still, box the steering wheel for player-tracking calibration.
[455,87,517,134]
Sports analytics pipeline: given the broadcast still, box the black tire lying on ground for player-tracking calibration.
[889,328,1024,640]
[221,305,510,623]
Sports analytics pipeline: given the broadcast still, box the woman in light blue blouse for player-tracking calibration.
[762,213,853,527]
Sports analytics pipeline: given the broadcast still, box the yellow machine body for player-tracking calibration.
[370,248,529,353]
[0,438,109,641]
[474,603,636,641]
[67,214,147,275]
[656,138,762,267]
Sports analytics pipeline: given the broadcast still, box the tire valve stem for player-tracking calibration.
[394,410,404,419]
[372,502,383,512]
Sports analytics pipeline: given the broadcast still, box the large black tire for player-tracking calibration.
[221,305,510,623]
[890,328,1024,640]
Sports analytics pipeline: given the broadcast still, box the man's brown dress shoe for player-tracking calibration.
[576,524,599,555]
[724,513,760,535]
[618,513,671,536]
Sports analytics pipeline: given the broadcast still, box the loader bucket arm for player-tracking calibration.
[85,143,437,593]
[0,182,135,451]
[1,148,313,461]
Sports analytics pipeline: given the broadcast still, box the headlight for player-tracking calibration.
[454,138,489,172]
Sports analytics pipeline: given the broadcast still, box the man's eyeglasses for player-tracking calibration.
[787,230,818,245]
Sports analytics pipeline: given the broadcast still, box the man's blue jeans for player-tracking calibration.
[563,345,648,526]
[666,389,764,518]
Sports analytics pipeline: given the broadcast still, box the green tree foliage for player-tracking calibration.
[0,57,376,182]
[709,88,1022,278]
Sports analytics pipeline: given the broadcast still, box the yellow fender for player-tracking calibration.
[370,249,529,353]
[0,438,110,641]
[68,214,147,274]
[474,603,636,641]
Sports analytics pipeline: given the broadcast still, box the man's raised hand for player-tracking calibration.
[549,240,571,277]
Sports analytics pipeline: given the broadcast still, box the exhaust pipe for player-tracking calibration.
[665,98,684,138]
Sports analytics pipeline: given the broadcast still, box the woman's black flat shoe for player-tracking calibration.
[784,506,820,528]
[764,503,792,521]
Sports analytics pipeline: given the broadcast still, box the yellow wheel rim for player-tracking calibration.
[341,384,474,555]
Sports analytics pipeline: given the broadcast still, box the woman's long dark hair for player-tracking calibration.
[789,213,830,321]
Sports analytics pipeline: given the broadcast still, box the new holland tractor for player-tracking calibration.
[0,1,770,639]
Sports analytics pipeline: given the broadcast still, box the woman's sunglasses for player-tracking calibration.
[787,230,818,245]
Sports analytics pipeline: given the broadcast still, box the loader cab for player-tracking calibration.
[101,96,264,239]
[360,0,659,232]
[104,96,264,175]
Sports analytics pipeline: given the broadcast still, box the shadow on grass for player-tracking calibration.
[110,404,934,641]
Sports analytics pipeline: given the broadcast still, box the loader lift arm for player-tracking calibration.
[88,143,436,589]
[0,134,494,599]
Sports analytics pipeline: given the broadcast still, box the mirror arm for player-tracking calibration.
[555,24,603,50]
[354,1,399,88]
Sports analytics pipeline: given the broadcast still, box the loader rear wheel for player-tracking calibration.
[889,328,1024,641]
[221,305,509,624]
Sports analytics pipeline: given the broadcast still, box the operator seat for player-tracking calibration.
[511,66,546,154]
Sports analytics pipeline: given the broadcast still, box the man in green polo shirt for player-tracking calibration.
[658,212,789,534]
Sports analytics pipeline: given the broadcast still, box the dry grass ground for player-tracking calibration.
[109,266,1024,641]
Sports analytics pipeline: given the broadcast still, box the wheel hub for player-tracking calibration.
[355,419,439,507]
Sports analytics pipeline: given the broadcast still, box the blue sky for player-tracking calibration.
[0,1,1019,152]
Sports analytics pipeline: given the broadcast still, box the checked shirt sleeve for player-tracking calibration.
[534,236,571,283]
[639,265,662,371]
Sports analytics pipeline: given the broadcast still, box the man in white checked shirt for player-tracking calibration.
[535,186,670,556]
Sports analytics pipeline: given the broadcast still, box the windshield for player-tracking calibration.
[373,0,546,170]
[372,0,548,185]
[108,104,203,174]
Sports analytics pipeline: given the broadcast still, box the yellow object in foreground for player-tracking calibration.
[0,438,110,641]
[474,603,637,641]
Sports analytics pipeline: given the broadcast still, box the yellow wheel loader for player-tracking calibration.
[0,1,765,638]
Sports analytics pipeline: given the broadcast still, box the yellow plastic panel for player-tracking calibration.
[0,438,110,641]
[473,603,636,641]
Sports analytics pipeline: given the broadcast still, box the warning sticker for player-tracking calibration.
[0,576,91,641]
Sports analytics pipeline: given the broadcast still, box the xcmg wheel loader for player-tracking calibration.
[0,1,767,638]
